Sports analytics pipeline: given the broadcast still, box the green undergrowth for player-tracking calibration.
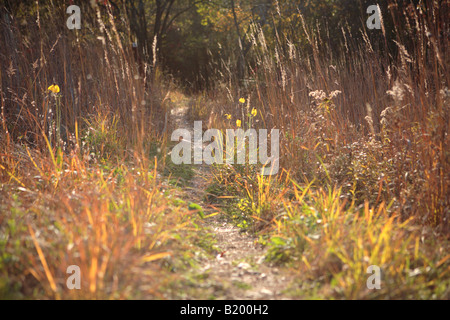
[0,113,215,299]
[207,164,450,299]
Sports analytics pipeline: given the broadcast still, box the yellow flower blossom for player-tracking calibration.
[251,108,257,117]
[236,119,241,127]
[48,84,60,94]
[225,113,232,120]
[239,98,245,104]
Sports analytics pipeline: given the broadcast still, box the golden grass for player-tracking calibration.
[0,3,197,299]
[0,1,448,300]
[0,130,205,299]
[206,2,449,299]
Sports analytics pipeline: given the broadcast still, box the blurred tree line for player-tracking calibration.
[121,0,440,91]
[2,0,443,91]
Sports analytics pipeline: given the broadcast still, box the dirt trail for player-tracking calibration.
[170,99,292,300]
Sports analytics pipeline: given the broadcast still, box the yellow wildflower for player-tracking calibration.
[236,119,241,127]
[239,98,245,104]
[251,108,257,117]
[48,84,60,94]
[225,113,232,120]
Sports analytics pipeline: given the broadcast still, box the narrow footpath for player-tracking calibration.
[169,98,293,300]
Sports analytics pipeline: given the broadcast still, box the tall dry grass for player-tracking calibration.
[0,2,167,154]
[0,2,197,299]
[211,1,448,230]
[204,1,449,299]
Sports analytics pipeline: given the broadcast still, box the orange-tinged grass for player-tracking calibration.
[204,1,448,298]
[211,164,449,299]
[0,127,201,299]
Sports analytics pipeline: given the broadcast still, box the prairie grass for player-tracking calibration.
[0,2,208,299]
[206,1,449,298]
[0,137,205,299]
[0,1,448,300]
